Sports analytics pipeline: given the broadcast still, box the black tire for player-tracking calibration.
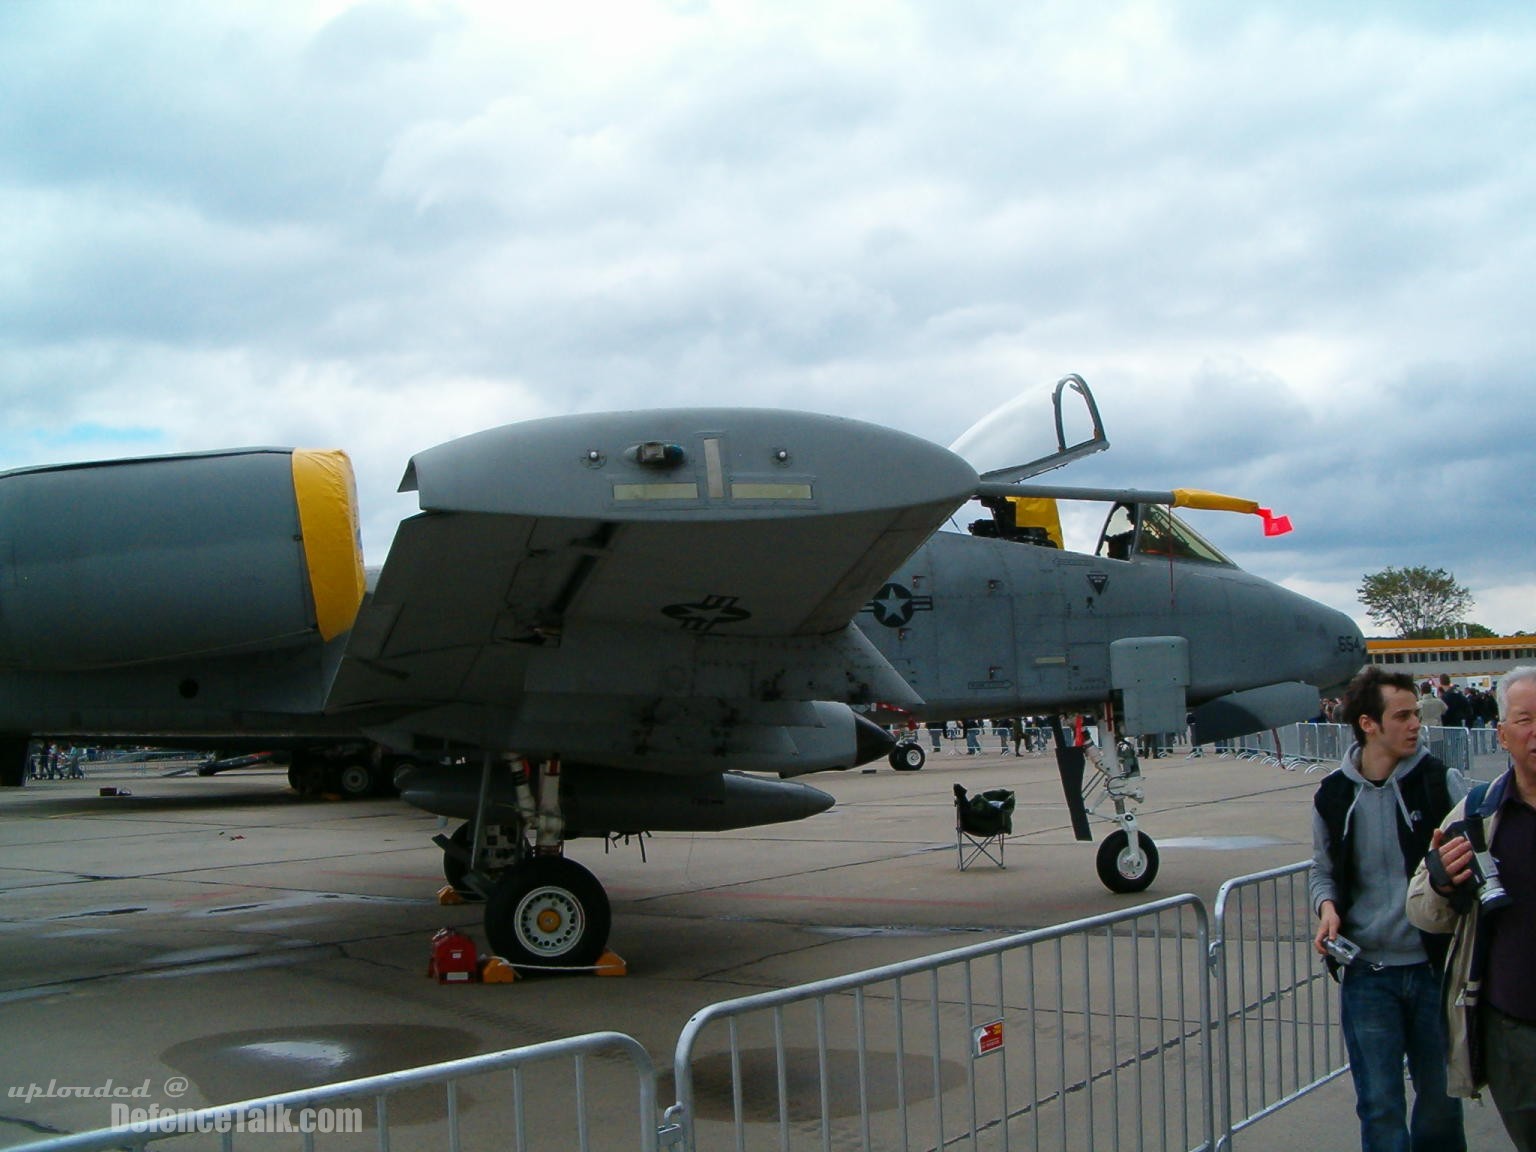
[443,822,473,892]
[287,759,326,797]
[484,857,611,969]
[0,735,31,788]
[889,741,926,771]
[1095,830,1159,893]
[337,761,374,798]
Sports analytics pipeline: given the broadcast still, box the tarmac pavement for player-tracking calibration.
[0,744,1513,1150]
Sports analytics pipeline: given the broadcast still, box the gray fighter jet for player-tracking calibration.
[0,377,1362,968]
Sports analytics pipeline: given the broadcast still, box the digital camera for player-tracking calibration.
[1453,813,1513,913]
[1322,935,1360,966]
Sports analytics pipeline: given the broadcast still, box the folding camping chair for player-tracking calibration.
[954,783,1015,870]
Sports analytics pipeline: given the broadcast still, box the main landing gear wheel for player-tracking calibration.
[889,741,926,771]
[1095,830,1159,893]
[288,759,326,797]
[337,762,374,797]
[484,856,611,970]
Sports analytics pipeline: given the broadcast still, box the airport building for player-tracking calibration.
[1367,635,1536,689]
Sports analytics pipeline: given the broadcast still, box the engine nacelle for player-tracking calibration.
[1189,681,1322,745]
[0,449,365,670]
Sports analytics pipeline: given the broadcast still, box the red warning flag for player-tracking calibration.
[1258,508,1293,536]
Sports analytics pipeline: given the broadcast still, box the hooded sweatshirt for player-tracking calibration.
[1308,744,1467,967]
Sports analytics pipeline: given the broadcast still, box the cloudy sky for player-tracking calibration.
[3,0,1531,635]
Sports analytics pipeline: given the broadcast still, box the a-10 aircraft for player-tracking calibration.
[0,377,1363,969]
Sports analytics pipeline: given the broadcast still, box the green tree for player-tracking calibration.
[1357,566,1475,638]
[1416,622,1497,640]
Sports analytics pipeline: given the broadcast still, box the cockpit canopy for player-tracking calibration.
[1095,502,1234,566]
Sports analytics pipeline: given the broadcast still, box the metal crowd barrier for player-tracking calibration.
[1209,862,1345,1152]
[11,866,1391,1152]
[5,1032,663,1152]
[1210,722,1507,781]
[667,896,1213,1152]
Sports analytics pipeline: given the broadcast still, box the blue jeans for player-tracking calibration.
[1340,961,1465,1152]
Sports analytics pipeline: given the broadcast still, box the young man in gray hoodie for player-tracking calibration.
[1310,666,1467,1152]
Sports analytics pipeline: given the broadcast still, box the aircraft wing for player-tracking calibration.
[324,409,979,769]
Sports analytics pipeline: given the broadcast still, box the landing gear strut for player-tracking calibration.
[1052,717,1160,894]
[441,755,614,971]
[1084,736,1158,893]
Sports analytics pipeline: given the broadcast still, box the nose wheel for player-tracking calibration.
[1095,829,1159,893]
[889,740,926,770]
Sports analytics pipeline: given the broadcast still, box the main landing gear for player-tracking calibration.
[287,745,400,799]
[439,756,613,971]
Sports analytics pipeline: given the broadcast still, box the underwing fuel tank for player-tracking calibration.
[396,763,836,836]
[1188,683,1324,745]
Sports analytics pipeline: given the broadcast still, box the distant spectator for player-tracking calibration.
[964,719,981,755]
[995,717,1013,754]
[1420,682,1448,727]
[1440,675,1471,728]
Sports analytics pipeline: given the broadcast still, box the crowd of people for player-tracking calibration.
[25,742,88,780]
[919,717,1063,756]
[1316,672,1501,729]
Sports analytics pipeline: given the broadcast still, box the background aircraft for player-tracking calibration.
[0,379,1361,967]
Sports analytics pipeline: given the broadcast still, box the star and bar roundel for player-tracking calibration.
[659,584,934,632]
[661,595,752,632]
[863,582,934,628]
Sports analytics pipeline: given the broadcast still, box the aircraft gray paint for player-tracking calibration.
[0,378,1363,968]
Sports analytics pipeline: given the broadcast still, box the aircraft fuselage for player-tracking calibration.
[854,529,1364,720]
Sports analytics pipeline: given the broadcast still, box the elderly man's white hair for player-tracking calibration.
[1496,665,1536,717]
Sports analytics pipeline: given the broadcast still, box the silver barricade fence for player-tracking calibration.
[1464,724,1507,780]
[1417,724,1505,779]
[1424,725,1469,775]
[1281,723,1345,772]
[8,872,1386,1152]
[667,896,1214,1152]
[1210,861,1345,1152]
[5,1032,663,1152]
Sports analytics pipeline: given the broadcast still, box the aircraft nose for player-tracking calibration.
[1319,605,1366,693]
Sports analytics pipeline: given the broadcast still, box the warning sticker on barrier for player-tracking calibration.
[972,1019,1004,1057]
